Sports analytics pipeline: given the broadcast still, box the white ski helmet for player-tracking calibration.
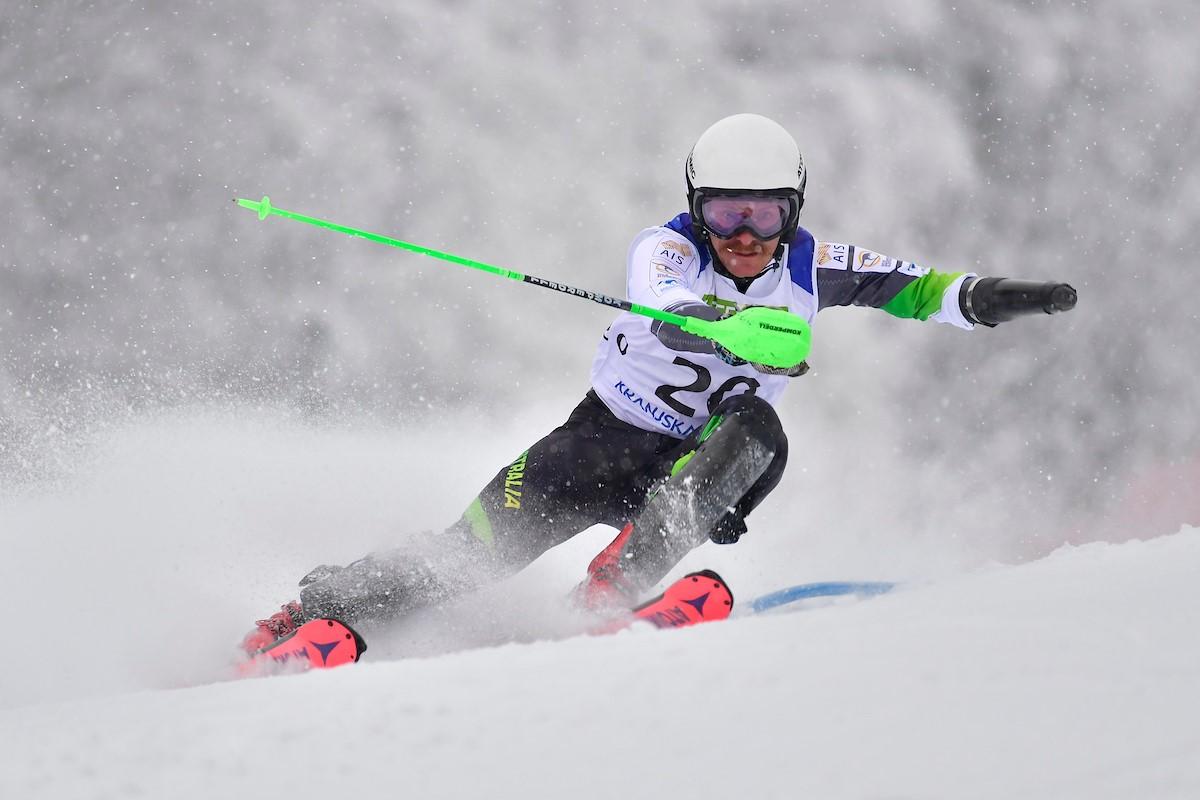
[686,113,806,243]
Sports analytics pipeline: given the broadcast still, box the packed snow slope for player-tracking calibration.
[2,533,1197,799]
[1,412,1197,799]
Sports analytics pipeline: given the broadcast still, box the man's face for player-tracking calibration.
[709,229,780,279]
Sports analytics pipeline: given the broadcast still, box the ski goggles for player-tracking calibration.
[697,193,796,240]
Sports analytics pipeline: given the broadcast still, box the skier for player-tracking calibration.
[243,113,1077,653]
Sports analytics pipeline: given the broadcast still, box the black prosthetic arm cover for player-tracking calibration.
[650,301,721,353]
[959,277,1077,327]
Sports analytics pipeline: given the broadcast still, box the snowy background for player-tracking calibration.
[2,1,1198,796]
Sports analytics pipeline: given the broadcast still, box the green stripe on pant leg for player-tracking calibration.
[463,497,495,550]
[670,413,725,477]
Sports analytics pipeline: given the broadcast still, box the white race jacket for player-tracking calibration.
[589,213,971,438]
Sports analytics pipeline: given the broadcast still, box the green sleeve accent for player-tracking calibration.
[881,271,964,320]
[462,497,495,550]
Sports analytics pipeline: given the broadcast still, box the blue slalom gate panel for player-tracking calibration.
[748,581,896,614]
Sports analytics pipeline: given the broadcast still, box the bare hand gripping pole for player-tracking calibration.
[235,196,811,368]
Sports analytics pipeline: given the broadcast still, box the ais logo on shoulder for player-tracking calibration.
[657,238,693,266]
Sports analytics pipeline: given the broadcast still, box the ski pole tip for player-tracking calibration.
[236,195,272,220]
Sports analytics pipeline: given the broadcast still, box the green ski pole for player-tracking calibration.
[235,195,811,368]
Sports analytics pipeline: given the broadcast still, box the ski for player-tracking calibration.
[594,573,892,631]
[236,575,893,677]
[238,618,367,677]
[746,581,896,614]
[632,569,734,627]
[591,569,735,634]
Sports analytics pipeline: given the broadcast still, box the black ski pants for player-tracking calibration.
[450,389,788,574]
[300,390,789,625]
